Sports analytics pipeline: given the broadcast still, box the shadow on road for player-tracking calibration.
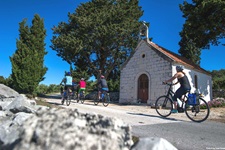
[40,94,61,99]
[127,112,185,122]
[48,102,62,106]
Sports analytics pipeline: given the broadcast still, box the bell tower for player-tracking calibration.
[139,21,150,42]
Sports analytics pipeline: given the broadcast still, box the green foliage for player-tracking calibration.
[71,67,90,83]
[0,75,14,88]
[51,0,144,80]
[0,76,6,85]
[85,80,97,93]
[211,69,225,89]
[36,84,61,95]
[107,79,120,92]
[178,37,202,65]
[179,0,225,65]
[36,84,48,95]
[10,14,48,94]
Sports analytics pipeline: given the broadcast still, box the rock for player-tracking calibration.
[131,137,178,150]
[13,112,33,126]
[0,84,20,99]
[4,97,36,113]
[11,107,133,150]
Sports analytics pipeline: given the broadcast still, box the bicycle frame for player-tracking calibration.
[164,83,188,108]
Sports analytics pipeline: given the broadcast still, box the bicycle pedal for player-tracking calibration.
[178,111,184,113]
[177,108,184,113]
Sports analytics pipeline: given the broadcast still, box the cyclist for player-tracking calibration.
[60,72,73,104]
[97,75,109,100]
[163,65,191,113]
[77,78,86,100]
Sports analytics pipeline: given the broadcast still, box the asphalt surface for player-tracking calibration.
[44,95,225,150]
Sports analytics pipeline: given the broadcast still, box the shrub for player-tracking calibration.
[207,98,225,108]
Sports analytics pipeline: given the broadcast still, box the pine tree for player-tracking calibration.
[51,0,144,79]
[179,0,225,65]
[10,14,47,94]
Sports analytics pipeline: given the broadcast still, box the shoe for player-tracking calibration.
[177,107,184,113]
[61,99,64,105]
[185,101,190,108]
[171,109,178,113]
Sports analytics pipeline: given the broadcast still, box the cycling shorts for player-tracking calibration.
[65,85,72,90]
[101,88,109,92]
[78,88,86,93]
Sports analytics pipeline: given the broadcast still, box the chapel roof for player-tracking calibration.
[145,40,211,75]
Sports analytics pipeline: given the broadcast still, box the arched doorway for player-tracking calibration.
[138,74,149,103]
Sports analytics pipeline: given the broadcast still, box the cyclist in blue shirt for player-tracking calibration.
[60,72,73,104]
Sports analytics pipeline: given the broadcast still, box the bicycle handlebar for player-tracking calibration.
[162,82,173,86]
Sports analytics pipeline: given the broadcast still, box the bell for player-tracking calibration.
[140,29,146,36]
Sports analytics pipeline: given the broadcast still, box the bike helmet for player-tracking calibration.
[81,78,84,80]
[101,75,105,78]
[67,72,71,76]
[176,65,184,71]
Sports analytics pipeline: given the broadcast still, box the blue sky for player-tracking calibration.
[1,0,224,85]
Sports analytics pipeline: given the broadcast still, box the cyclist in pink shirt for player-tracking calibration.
[78,78,86,100]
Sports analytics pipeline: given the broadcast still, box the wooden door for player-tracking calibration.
[138,74,149,103]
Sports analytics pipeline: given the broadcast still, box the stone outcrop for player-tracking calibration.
[11,108,133,150]
[0,84,132,150]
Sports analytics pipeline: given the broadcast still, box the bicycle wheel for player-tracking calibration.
[155,96,173,117]
[93,93,99,105]
[66,94,71,106]
[185,98,210,122]
[80,93,85,104]
[72,92,77,100]
[77,92,80,103]
[102,92,110,107]
[61,98,65,105]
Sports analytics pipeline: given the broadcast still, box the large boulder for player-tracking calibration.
[2,107,133,150]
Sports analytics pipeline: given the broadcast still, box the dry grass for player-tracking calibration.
[208,107,225,123]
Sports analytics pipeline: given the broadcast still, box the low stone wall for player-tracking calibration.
[85,91,119,102]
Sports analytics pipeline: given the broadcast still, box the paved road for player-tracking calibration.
[44,95,225,150]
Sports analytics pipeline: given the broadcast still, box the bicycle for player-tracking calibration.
[77,90,85,104]
[61,86,73,106]
[93,89,110,107]
[155,83,210,122]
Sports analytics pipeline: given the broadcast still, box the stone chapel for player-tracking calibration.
[119,23,212,104]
